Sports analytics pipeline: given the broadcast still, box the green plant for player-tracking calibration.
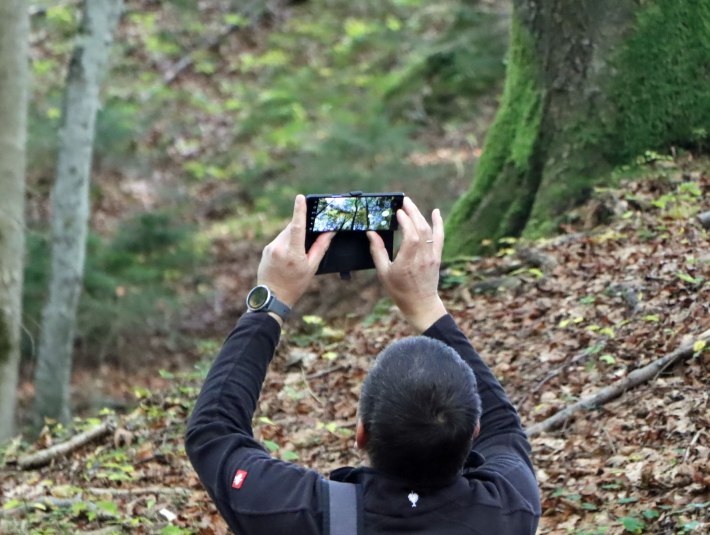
[618,516,645,534]
[22,210,201,363]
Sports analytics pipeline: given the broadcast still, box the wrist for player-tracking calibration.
[267,311,284,327]
[400,296,447,332]
[256,281,298,308]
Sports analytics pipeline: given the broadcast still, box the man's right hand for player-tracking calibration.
[367,197,447,332]
[256,194,334,315]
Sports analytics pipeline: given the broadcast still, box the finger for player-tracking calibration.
[289,194,307,249]
[432,208,444,259]
[307,231,335,268]
[395,208,420,260]
[268,223,291,252]
[367,231,390,273]
[403,197,432,238]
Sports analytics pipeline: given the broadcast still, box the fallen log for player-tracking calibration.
[85,486,192,497]
[526,329,710,437]
[18,419,115,470]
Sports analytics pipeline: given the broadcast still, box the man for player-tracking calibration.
[185,195,540,534]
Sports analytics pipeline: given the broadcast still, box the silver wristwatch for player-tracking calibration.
[246,285,291,320]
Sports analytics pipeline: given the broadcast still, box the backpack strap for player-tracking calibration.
[324,480,362,535]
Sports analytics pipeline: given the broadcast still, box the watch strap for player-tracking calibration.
[265,295,290,320]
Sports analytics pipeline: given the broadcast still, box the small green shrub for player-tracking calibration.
[22,210,201,362]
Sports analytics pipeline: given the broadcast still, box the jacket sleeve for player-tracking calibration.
[185,313,324,534]
[423,314,540,514]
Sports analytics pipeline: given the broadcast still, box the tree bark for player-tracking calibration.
[34,0,124,426]
[445,0,710,257]
[0,0,29,442]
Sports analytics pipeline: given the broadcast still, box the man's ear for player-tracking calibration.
[473,421,481,441]
[355,419,368,450]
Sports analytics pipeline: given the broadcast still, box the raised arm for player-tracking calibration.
[185,196,334,532]
[367,198,539,512]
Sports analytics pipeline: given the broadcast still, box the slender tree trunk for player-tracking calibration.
[445,0,710,257]
[34,0,124,426]
[0,0,30,442]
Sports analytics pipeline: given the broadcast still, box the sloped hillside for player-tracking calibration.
[2,156,709,534]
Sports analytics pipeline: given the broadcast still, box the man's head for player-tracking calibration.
[357,336,481,485]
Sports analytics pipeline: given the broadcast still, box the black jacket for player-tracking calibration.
[186,313,540,534]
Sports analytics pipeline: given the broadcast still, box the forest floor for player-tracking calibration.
[2,157,709,534]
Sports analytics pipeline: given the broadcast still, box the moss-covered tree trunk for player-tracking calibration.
[0,0,29,442]
[445,0,710,257]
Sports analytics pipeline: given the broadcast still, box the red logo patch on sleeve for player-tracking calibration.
[232,469,248,489]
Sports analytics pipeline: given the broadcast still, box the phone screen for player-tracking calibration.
[308,194,403,232]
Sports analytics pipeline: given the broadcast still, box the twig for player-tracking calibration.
[162,26,238,84]
[80,527,122,535]
[301,368,323,405]
[306,365,347,380]
[683,430,702,464]
[601,427,618,455]
[18,420,115,470]
[526,329,710,436]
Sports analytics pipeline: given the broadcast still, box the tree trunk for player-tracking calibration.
[0,0,30,442]
[34,0,124,426]
[445,0,710,257]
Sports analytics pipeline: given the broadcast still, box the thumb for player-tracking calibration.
[367,231,390,273]
[307,231,335,268]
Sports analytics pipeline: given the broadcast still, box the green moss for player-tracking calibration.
[529,0,710,235]
[444,16,543,258]
[608,0,710,160]
[445,0,709,257]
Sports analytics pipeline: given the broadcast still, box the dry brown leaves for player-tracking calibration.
[2,159,709,533]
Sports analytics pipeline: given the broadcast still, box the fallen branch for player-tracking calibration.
[163,25,239,85]
[0,496,117,520]
[306,365,347,380]
[18,420,115,470]
[85,486,192,497]
[526,329,710,437]
[163,0,264,85]
[78,527,122,535]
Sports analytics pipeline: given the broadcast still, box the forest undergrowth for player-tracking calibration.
[3,159,709,534]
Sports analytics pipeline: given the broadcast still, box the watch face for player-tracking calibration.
[247,286,270,310]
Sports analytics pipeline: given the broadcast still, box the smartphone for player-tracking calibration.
[306,192,404,233]
[306,192,404,275]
